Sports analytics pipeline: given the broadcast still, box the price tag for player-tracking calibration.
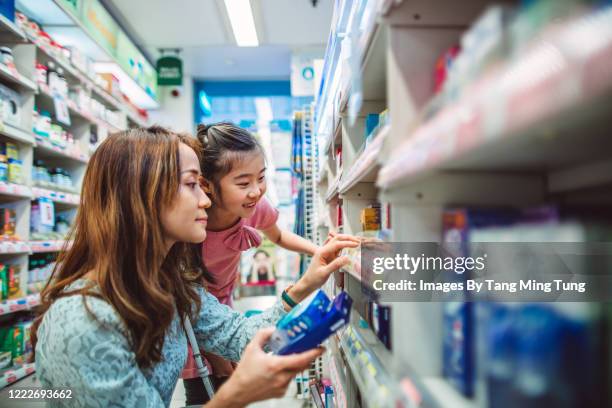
[39,197,55,227]
[53,95,71,126]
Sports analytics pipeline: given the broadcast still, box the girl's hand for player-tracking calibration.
[211,328,323,407]
[287,234,360,303]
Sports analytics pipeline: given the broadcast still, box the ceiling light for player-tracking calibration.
[224,0,259,47]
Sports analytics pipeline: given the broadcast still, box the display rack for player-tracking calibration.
[0,363,35,389]
[0,5,150,390]
[313,1,612,407]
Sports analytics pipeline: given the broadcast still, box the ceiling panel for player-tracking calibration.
[108,0,228,48]
[106,0,333,79]
[184,45,291,79]
[258,0,333,45]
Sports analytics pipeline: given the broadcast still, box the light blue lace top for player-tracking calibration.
[35,280,286,407]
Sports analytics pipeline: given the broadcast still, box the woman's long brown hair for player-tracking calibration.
[31,126,206,368]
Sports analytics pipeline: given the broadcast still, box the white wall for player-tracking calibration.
[148,75,195,134]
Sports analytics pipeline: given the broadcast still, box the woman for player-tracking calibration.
[32,126,358,407]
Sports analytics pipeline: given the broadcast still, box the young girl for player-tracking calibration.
[32,126,358,407]
[182,122,319,404]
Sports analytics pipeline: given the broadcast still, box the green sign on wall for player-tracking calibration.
[157,56,183,86]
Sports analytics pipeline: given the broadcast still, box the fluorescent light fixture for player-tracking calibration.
[94,62,160,110]
[224,0,259,47]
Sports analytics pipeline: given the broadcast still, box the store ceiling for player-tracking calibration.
[103,0,333,80]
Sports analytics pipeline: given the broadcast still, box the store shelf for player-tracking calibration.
[326,118,343,155]
[326,173,341,202]
[35,139,89,163]
[34,42,83,85]
[339,125,389,193]
[340,255,362,284]
[29,240,69,253]
[0,13,26,42]
[378,11,612,190]
[328,340,348,408]
[37,83,121,133]
[339,324,409,408]
[0,363,36,390]
[33,43,137,131]
[0,294,40,316]
[0,240,30,254]
[0,182,32,199]
[309,382,325,408]
[32,187,79,205]
[35,136,89,164]
[0,123,35,145]
[422,377,475,408]
[0,63,36,91]
[317,164,328,185]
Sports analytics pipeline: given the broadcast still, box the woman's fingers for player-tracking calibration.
[330,233,362,243]
[321,239,359,257]
[323,231,337,244]
[322,256,351,275]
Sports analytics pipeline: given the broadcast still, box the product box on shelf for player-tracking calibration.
[365,301,391,350]
[0,0,15,22]
[0,206,16,238]
[360,204,381,232]
[440,207,544,397]
[268,290,352,355]
[484,302,606,408]
[97,73,121,99]
[0,83,22,128]
[30,198,55,238]
[467,209,612,407]
[0,319,34,372]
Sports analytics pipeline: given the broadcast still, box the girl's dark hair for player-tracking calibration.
[196,122,264,197]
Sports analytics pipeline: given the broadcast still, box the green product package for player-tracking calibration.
[0,326,14,367]
[17,321,33,362]
[0,264,7,301]
[10,325,24,366]
[7,265,21,299]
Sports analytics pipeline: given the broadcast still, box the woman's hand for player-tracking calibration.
[287,234,360,304]
[210,328,323,407]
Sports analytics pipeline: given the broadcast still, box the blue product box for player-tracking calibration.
[441,207,526,397]
[268,290,352,355]
[0,0,14,22]
[365,113,379,138]
[441,206,560,397]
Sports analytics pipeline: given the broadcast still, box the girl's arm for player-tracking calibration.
[262,224,318,255]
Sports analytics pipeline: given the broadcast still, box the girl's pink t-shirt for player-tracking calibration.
[203,197,279,305]
[181,198,279,379]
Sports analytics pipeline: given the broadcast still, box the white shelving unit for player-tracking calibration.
[314,1,612,407]
[0,5,150,390]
